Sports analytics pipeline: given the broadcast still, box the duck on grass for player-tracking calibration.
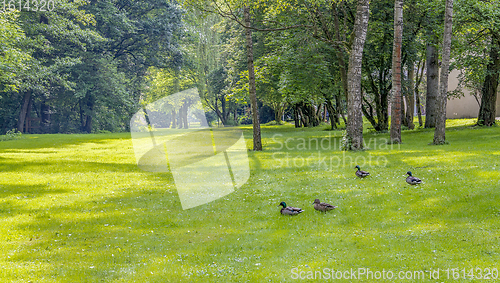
[355,165,370,178]
[313,199,337,213]
[278,202,304,215]
[406,171,423,185]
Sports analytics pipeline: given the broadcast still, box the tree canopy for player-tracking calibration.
[1,0,498,145]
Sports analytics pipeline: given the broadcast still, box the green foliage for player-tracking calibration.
[0,11,30,91]
[238,114,253,125]
[264,120,285,126]
[0,128,22,141]
[0,0,184,134]
[451,0,500,100]
[2,0,499,135]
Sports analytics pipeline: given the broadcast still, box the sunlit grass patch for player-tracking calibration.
[1,120,500,281]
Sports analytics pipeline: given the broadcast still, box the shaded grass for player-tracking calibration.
[1,120,500,282]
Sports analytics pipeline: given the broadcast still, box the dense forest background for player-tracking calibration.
[1,0,498,135]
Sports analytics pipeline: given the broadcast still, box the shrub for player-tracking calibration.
[238,115,253,125]
[0,129,22,141]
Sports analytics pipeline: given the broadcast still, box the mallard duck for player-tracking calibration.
[313,199,337,213]
[355,165,370,178]
[278,202,304,215]
[406,171,422,185]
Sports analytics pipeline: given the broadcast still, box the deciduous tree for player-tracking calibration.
[433,0,454,144]
[390,0,403,144]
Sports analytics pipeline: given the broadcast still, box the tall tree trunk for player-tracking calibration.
[298,106,309,127]
[415,58,425,127]
[334,92,343,125]
[325,100,337,130]
[433,0,454,144]
[18,91,32,133]
[244,7,262,151]
[213,96,224,125]
[390,0,403,143]
[221,95,227,125]
[171,110,176,128]
[84,95,94,133]
[293,104,301,128]
[79,101,85,132]
[41,100,50,133]
[333,3,349,102]
[406,61,415,129]
[425,35,439,128]
[274,106,283,123]
[402,90,408,127]
[477,37,500,126]
[180,103,189,129]
[346,0,370,150]
[84,115,92,133]
[26,97,33,133]
[416,91,423,127]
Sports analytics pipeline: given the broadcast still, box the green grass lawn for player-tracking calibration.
[1,119,500,282]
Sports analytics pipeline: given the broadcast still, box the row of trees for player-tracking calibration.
[170,0,498,150]
[0,0,183,134]
[1,0,499,151]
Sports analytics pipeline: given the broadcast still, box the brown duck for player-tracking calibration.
[313,199,337,213]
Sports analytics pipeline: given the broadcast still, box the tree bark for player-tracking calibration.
[390,0,403,143]
[221,94,228,125]
[477,37,500,126]
[433,0,454,144]
[415,58,425,127]
[84,95,94,133]
[26,97,33,133]
[416,90,423,127]
[325,100,337,130]
[293,104,301,128]
[406,61,415,129]
[425,35,439,128]
[244,6,262,151]
[180,103,189,129]
[346,0,370,150]
[333,3,349,102]
[335,91,345,125]
[274,105,283,123]
[171,110,176,128]
[41,100,50,133]
[17,91,32,133]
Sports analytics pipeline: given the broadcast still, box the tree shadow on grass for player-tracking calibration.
[0,160,139,174]
[0,133,132,151]
[6,184,242,280]
[0,184,67,199]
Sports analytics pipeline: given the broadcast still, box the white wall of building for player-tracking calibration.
[446,68,500,119]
